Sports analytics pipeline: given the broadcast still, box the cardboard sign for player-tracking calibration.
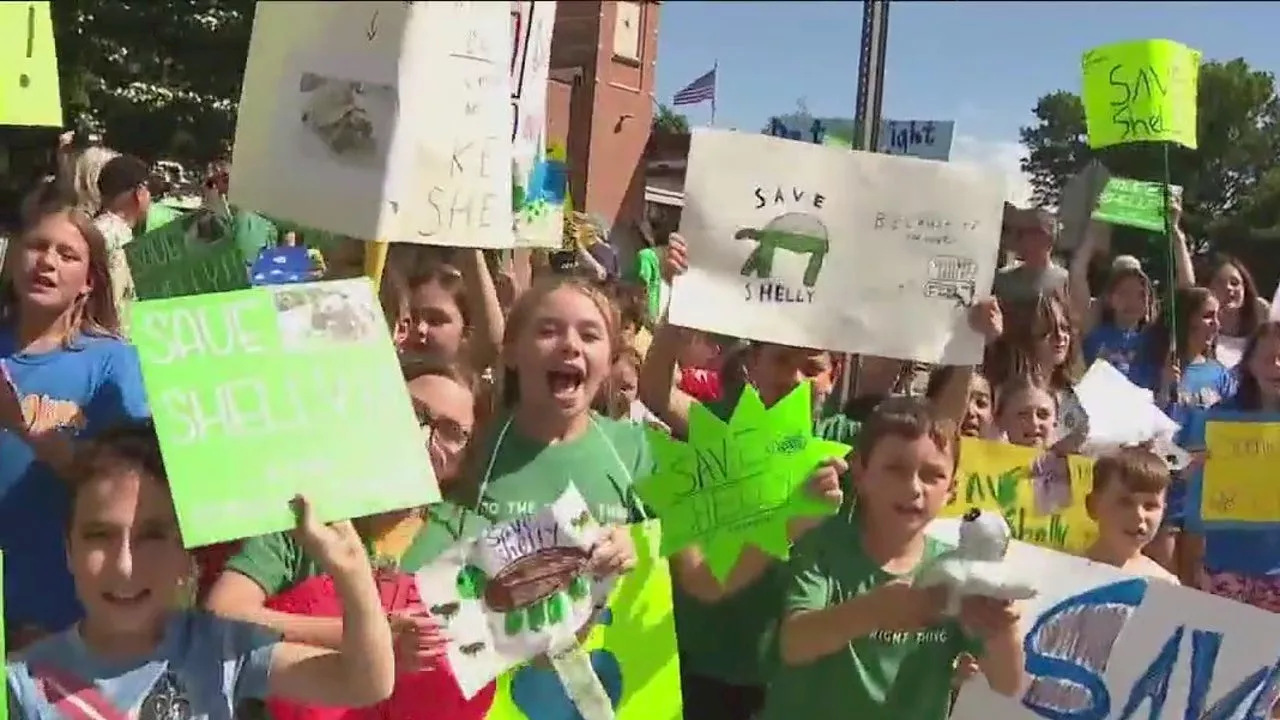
[672,129,1003,365]
[932,520,1280,719]
[876,119,955,161]
[131,278,438,547]
[230,1,513,247]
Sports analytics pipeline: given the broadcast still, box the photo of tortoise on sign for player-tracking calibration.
[414,485,608,699]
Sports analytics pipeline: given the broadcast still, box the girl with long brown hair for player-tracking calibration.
[0,203,150,648]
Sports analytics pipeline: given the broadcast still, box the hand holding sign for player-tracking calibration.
[635,382,852,581]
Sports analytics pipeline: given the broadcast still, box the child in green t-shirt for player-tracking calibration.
[763,396,1025,720]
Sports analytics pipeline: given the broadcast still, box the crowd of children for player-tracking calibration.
[1,136,1279,720]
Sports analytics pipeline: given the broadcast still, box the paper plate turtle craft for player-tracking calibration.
[915,508,1038,615]
[454,509,596,638]
[733,211,830,287]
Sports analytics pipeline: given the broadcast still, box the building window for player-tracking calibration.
[613,1,642,64]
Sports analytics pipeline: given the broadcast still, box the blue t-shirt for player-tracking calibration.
[6,612,278,720]
[1182,397,1280,577]
[1161,359,1236,529]
[0,327,150,633]
[1082,323,1158,390]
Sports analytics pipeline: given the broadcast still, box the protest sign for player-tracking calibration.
[1056,160,1111,252]
[124,216,251,300]
[672,129,1004,365]
[943,438,1097,555]
[1081,39,1201,150]
[131,278,437,547]
[935,520,1280,720]
[1092,176,1183,233]
[486,521,682,720]
[876,119,955,161]
[231,1,513,247]
[635,382,850,581]
[0,1,61,127]
[1192,410,1280,530]
[415,486,605,699]
[511,1,563,248]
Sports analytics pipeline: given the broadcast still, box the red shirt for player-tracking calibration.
[679,367,722,403]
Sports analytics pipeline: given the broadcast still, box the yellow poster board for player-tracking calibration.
[943,438,1097,555]
[486,521,681,720]
[1199,419,1280,526]
[1081,39,1200,150]
[0,1,62,127]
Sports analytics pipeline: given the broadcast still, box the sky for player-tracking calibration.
[654,1,1280,206]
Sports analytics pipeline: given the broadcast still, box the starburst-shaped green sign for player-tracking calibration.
[635,382,852,581]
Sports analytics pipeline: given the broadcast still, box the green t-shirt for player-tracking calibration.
[760,513,979,720]
[672,394,861,686]
[458,412,650,526]
[224,503,491,595]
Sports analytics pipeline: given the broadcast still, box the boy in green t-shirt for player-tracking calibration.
[763,396,1025,720]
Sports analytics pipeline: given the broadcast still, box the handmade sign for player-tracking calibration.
[415,486,604,700]
[1192,410,1280,529]
[131,278,437,546]
[486,521,682,720]
[673,129,1004,365]
[250,246,322,286]
[1091,176,1183,233]
[1056,160,1111,251]
[875,119,955,161]
[1081,39,1201,150]
[511,1,563,248]
[943,438,1097,555]
[124,216,251,300]
[231,1,513,247]
[635,382,851,581]
[0,1,61,127]
[933,520,1280,720]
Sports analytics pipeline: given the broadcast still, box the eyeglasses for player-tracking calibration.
[417,409,471,447]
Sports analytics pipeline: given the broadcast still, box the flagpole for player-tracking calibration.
[709,60,718,126]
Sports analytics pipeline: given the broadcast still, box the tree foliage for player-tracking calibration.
[51,0,256,165]
[652,104,690,135]
[1019,58,1280,241]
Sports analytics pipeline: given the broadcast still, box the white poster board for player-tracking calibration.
[511,1,560,248]
[877,119,956,161]
[230,1,513,248]
[671,129,1003,365]
[929,520,1280,719]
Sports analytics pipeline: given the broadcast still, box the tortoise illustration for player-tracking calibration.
[456,547,592,637]
[734,212,830,288]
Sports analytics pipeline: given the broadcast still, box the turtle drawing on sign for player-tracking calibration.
[733,212,830,288]
[923,255,979,308]
[455,548,593,637]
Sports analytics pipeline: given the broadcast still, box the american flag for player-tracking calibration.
[672,67,716,106]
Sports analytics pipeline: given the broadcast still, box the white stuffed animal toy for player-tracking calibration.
[915,508,1038,615]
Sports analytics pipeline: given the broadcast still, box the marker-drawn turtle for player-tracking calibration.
[455,548,592,637]
[733,212,830,288]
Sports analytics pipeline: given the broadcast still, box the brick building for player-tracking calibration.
[545,1,660,258]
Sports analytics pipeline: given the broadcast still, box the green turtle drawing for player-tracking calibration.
[455,549,592,637]
[734,212,830,288]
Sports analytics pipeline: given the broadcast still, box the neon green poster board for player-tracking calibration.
[1081,39,1200,150]
[486,521,681,720]
[131,278,439,547]
[635,382,852,581]
[1091,177,1183,233]
[0,2,61,127]
[124,216,251,300]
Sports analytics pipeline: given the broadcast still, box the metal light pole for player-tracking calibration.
[840,0,891,406]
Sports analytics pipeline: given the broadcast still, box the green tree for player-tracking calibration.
[51,0,256,164]
[652,104,690,135]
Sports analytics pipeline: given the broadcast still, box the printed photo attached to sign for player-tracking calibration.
[931,520,1280,720]
[942,438,1097,556]
[671,129,1004,365]
[131,278,439,547]
[510,1,563,248]
[414,485,606,699]
[876,119,955,161]
[1190,410,1280,531]
[123,214,251,300]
